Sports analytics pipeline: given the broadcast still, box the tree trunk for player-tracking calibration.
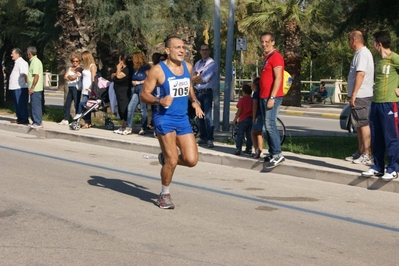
[282,20,302,107]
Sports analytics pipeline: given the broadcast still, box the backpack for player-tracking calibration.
[283,70,292,95]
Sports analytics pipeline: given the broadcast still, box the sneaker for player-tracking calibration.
[113,127,124,134]
[157,193,175,209]
[30,124,43,129]
[345,151,361,162]
[73,114,82,120]
[207,140,214,148]
[263,154,273,162]
[361,168,384,177]
[268,156,285,167]
[138,129,146,135]
[122,128,132,135]
[234,149,241,155]
[58,119,69,125]
[158,153,165,166]
[381,171,398,181]
[352,153,373,165]
[244,149,252,155]
[197,139,207,145]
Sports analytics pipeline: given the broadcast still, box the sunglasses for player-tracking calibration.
[72,60,79,62]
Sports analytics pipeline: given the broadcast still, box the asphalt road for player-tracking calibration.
[1,130,398,265]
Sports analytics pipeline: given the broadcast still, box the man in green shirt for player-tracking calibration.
[362,31,399,181]
[27,46,44,128]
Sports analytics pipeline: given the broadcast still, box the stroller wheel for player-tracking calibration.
[191,123,199,137]
[105,121,114,130]
[70,121,80,130]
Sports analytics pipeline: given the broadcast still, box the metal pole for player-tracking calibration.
[213,0,221,131]
[222,0,236,131]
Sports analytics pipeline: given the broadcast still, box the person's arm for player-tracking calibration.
[29,74,39,95]
[267,66,283,109]
[349,71,365,108]
[232,107,242,124]
[140,65,172,108]
[252,98,258,122]
[193,61,216,84]
[115,62,127,79]
[89,64,97,91]
[186,62,204,118]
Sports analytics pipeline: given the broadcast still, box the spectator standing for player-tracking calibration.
[192,44,217,148]
[111,54,132,135]
[345,31,374,165]
[362,31,399,181]
[140,36,203,209]
[74,51,97,129]
[232,84,253,155]
[127,52,151,135]
[259,32,285,167]
[251,77,263,158]
[58,54,82,125]
[27,46,44,128]
[9,48,29,124]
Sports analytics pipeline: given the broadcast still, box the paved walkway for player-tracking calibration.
[1,105,398,193]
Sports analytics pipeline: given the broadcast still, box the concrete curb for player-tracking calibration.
[0,119,398,194]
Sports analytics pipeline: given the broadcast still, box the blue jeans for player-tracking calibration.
[78,95,91,124]
[236,116,253,151]
[30,91,43,125]
[63,86,81,120]
[260,97,282,157]
[196,90,214,141]
[127,90,148,129]
[12,88,29,122]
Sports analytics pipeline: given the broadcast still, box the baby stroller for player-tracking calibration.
[70,77,115,131]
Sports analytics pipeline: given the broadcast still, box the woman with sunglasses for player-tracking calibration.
[58,55,83,125]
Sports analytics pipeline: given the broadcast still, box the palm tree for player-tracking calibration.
[239,0,314,106]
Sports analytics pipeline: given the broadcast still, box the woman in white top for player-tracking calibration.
[58,55,82,125]
[75,51,97,129]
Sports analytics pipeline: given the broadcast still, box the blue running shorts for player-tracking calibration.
[154,115,193,136]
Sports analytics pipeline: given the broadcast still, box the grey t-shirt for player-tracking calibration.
[347,46,374,98]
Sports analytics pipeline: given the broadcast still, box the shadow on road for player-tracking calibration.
[87,175,158,206]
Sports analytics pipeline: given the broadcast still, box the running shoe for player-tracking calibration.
[381,171,398,181]
[207,140,214,148]
[157,193,175,209]
[30,124,43,129]
[267,156,285,167]
[113,127,124,134]
[352,154,373,165]
[345,151,360,162]
[73,113,82,120]
[263,154,273,162]
[361,168,384,177]
[57,119,69,125]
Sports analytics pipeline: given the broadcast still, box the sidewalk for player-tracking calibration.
[1,113,398,193]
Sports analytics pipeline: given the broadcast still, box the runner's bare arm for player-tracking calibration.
[140,65,172,107]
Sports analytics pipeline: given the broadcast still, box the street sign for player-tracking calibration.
[236,38,247,51]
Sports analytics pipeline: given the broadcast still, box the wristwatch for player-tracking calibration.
[270,96,276,100]
[154,98,160,105]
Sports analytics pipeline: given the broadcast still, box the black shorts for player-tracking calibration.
[351,97,372,128]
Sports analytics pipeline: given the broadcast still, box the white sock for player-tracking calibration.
[161,185,169,195]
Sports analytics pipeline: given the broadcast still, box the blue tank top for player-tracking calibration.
[154,61,190,118]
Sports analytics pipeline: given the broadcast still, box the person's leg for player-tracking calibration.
[126,93,139,129]
[31,91,43,125]
[75,89,82,114]
[235,121,244,153]
[264,97,282,158]
[244,118,253,152]
[369,103,384,172]
[381,102,399,173]
[12,89,21,121]
[157,131,179,187]
[196,92,207,141]
[202,91,214,140]
[63,87,73,120]
[357,125,371,156]
[140,101,148,131]
[176,133,199,167]
[19,88,29,122]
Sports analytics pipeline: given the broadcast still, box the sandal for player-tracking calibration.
[81,123,91,129]
[138,129,146,135]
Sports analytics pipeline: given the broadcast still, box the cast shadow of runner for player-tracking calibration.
[88,175,158,206]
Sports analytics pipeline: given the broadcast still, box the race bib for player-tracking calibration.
[168,77,190,98]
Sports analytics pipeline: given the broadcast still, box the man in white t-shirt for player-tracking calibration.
[9,48,29,124]
[345,31,374,165]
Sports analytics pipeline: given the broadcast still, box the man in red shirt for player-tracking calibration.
[259,32,285,167]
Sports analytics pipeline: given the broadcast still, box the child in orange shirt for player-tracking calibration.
[232,84,253,155]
